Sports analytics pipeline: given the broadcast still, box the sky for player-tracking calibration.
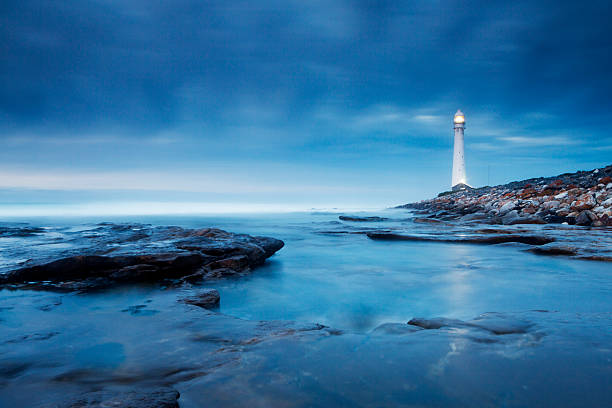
[1,0,612,214]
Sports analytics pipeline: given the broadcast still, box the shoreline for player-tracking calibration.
[398,164,612,227]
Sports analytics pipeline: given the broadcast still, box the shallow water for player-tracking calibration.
[1,211,611,407]
[3,211,610,331]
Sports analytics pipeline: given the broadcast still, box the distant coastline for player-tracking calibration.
[399,164,612,227]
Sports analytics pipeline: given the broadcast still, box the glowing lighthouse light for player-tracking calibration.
[451,109,469,191]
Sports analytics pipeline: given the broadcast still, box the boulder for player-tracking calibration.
[521,206,537,215]
[501,210,520,225]
[498,201,517,216]
[507,216,546,225]
[543,200,561,210]
[571,193,596,211]
[576,210,597,226]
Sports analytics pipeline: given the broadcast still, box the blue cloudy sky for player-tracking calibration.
[1,0,611,214]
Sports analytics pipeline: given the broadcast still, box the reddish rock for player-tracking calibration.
[522,206,537,215]
[519,188,536,198]
[571,194,596,211]
[599,176,612,184]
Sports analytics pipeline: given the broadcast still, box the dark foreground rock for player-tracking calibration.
[0,225,284,291]
[399,164,612,226]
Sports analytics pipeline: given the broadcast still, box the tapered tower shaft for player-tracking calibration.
[452,110,466,188]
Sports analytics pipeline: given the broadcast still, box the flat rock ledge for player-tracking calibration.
[399,164,612,227]
[339,215,389,222]
[367,232,554,246]
[0,225,284,291]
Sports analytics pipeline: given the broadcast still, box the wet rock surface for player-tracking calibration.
[179,289,221,309]
[399,164,612,227]
[0,224,284,291]
[408,313,534,335]
[323,210,612,261]
[339,215,389,222]
[367,232,555,246]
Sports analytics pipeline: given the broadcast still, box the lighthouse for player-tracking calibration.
[451,109,469,191]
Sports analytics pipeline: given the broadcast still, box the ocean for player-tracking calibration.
[1,211,611,406]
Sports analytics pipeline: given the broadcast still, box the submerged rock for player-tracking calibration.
[407,317,464,330]
[180,289,221,309]
[0,225,284,291]
[527,246,579,256]
[408,313,534,335]
[370,323,424,335]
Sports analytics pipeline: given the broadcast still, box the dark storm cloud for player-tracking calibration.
[2,0,611,131]
[0,0,611,204]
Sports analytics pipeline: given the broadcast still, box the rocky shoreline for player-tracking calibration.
[399,164,612,227]
[0,224,284,292]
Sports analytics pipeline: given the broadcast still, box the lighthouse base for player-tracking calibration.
[452,183,473,192]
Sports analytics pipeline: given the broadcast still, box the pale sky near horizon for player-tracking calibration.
[1,1,611,214]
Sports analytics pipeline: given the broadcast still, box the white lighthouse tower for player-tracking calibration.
[451,109,469,191]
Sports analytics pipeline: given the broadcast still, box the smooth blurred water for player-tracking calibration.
[2,211,611,331]
[1,211,612,407]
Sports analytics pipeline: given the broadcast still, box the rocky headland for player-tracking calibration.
[399,164,612,227]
